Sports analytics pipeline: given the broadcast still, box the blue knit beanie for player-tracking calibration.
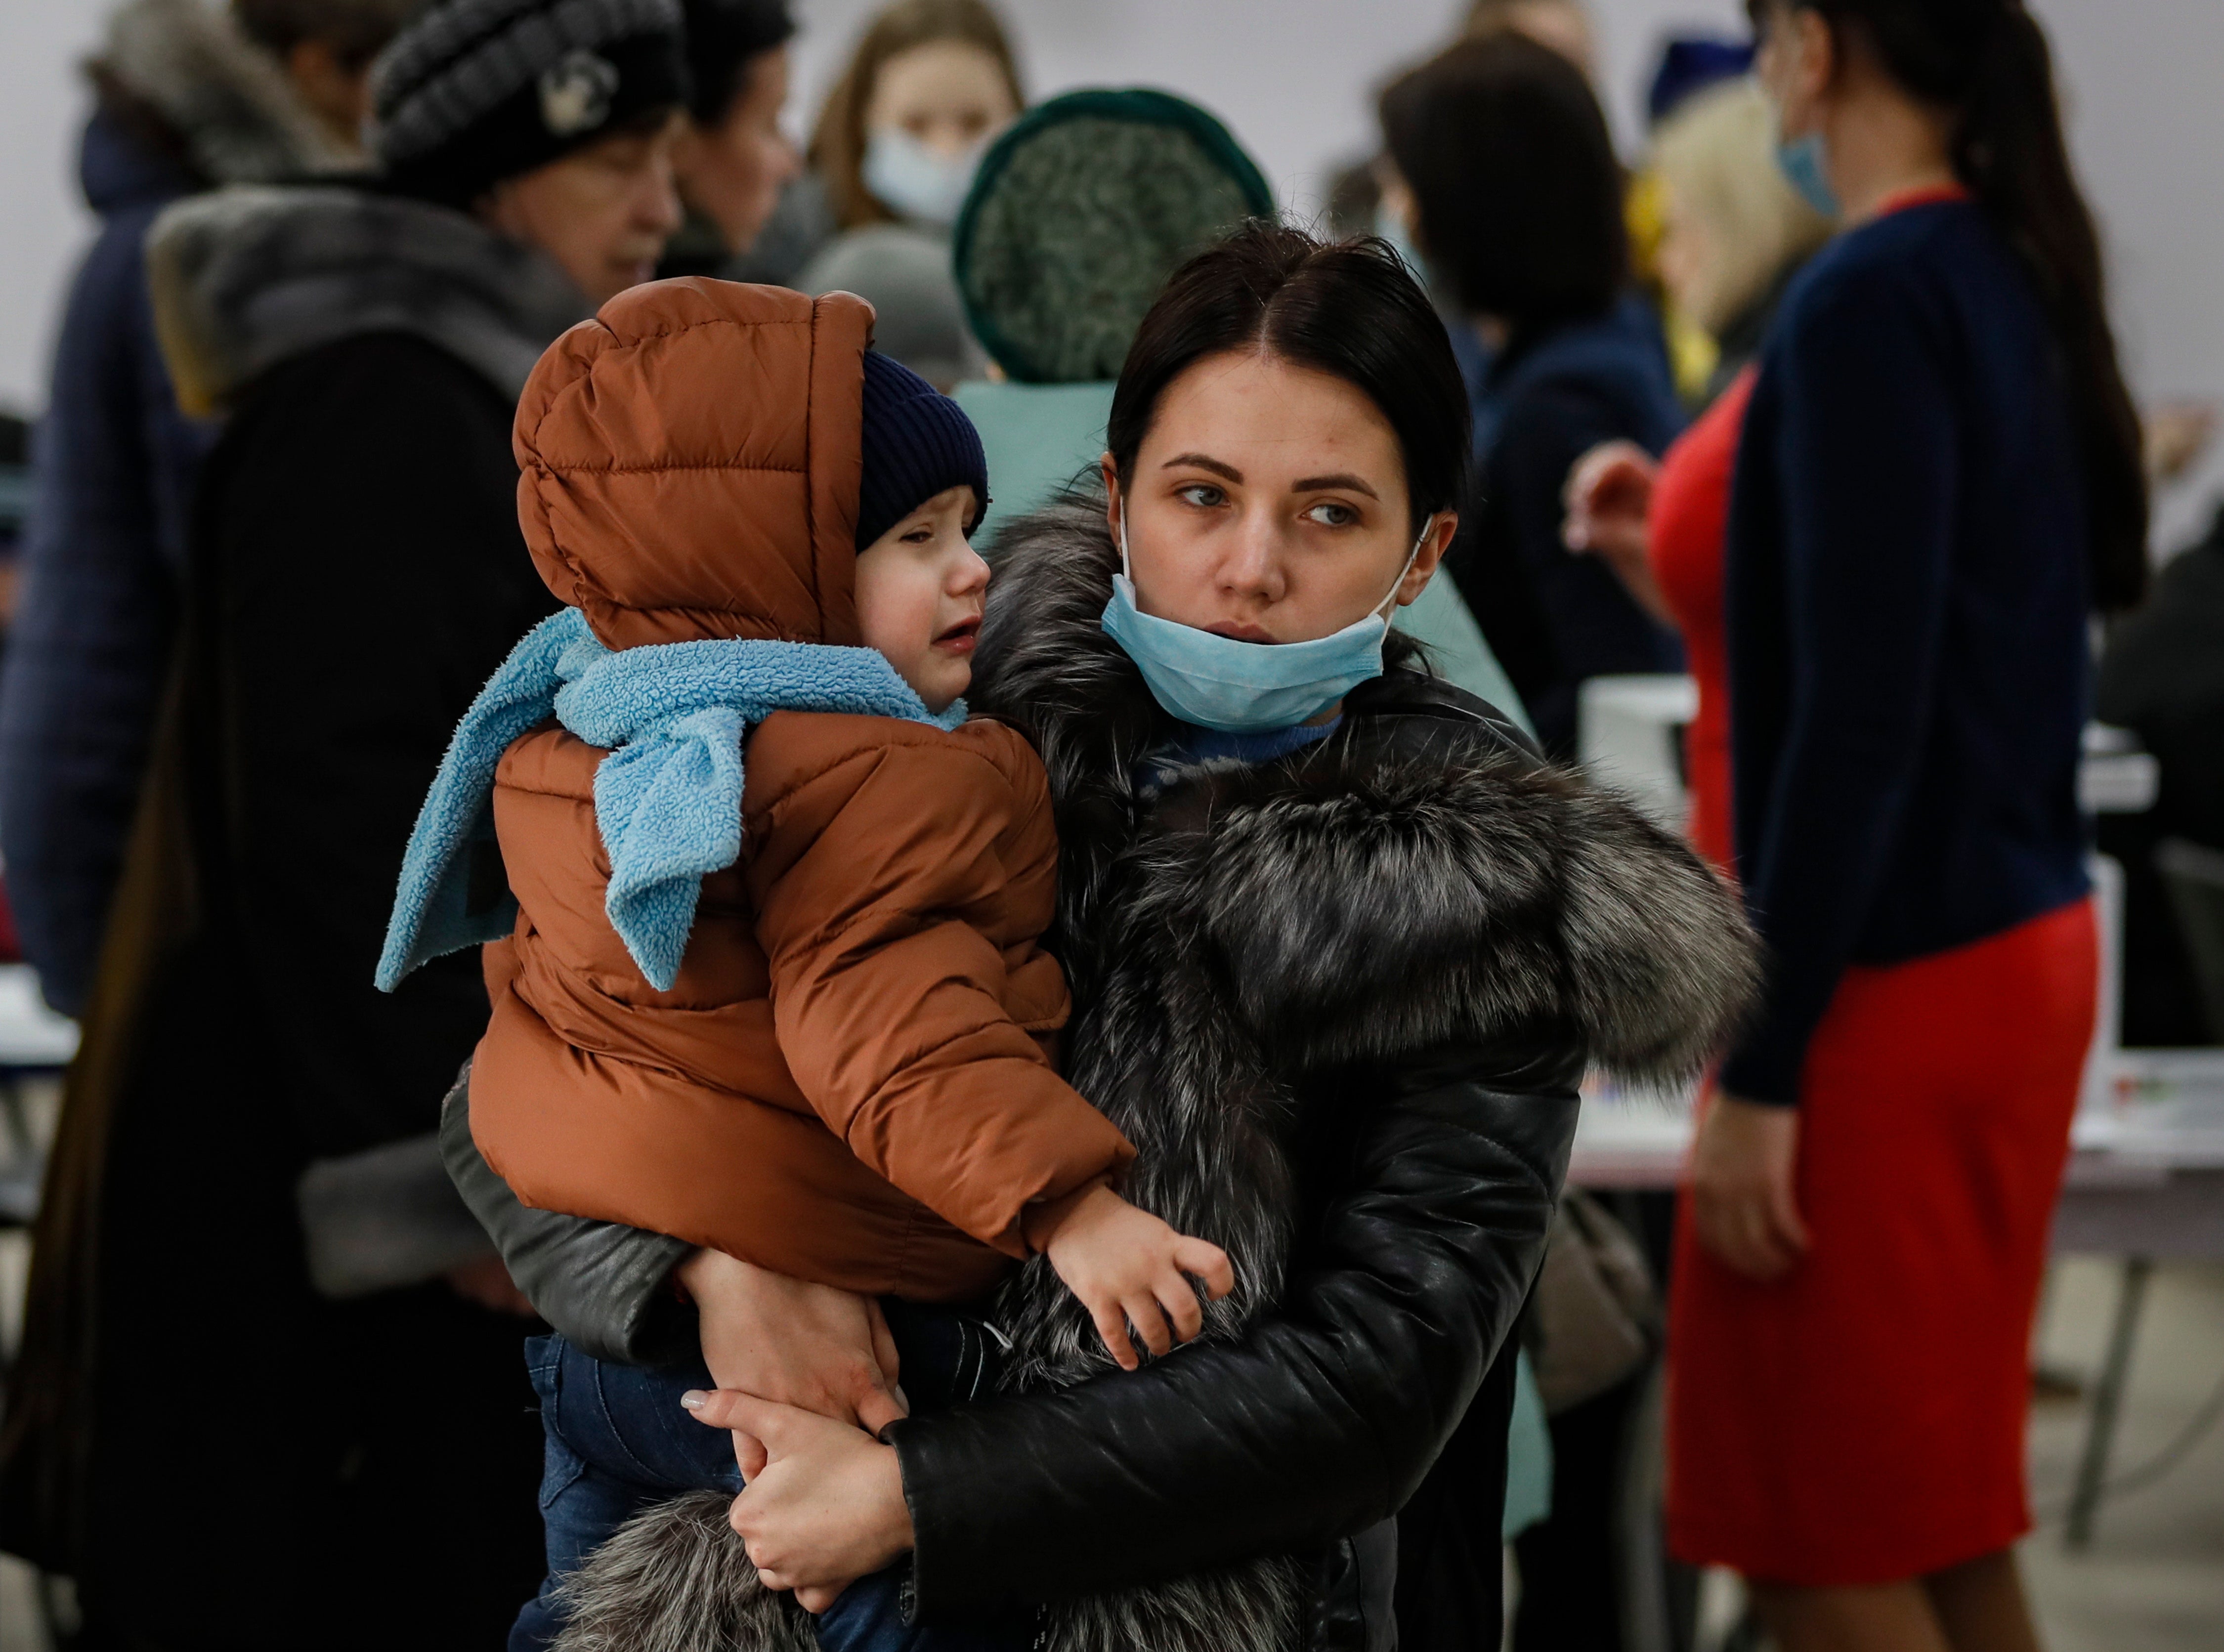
[856,352,990,551]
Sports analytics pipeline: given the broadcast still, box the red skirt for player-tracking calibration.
[1664,898,2097,1585]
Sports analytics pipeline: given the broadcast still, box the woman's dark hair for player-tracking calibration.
[680,0,794,127]
[809,0,1025,231]
[1107,223,1472,533]
[1378,33,1627,329]
[233,0,422,72]
[1754,0,2147,609]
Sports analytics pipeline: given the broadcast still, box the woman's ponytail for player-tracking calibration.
[1959,5,2147,609]
[1784,0,2149,608]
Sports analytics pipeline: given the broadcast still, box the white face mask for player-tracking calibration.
[861,127,987,227]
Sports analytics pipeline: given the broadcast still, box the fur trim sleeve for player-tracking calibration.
[1191,747,1757,1085]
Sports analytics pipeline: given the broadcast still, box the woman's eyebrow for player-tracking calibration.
[1159,453,1244,483]
[1290,472,1380,499]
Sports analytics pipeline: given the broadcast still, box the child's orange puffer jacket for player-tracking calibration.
[470,278,1132,1302]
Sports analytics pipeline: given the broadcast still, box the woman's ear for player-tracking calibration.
[1101,453,1122,541]
[1790,6,1839,107]
[1399,511,1459,607]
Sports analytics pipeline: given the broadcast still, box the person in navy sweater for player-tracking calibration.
[1667,5,2148,1651]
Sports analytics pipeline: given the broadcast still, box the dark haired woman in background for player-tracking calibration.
[658,0,803,275]
[1379,33,1685,758]
[450,225,1755,1652]
[1668,4,2145,1649]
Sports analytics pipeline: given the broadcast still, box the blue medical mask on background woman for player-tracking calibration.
[862,127,986,227]
[1774,131,1841,220]
[1100,515,1429,732]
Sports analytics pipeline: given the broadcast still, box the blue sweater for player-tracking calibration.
[0,111,213,1013]
[1721,199,2093,1104]
[1454,295,1687,758]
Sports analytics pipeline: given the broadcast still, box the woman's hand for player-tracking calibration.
[1562,440,1676,625]
[677,1249,906,1475]
[682,1388,914,1610]
[1687,1094,1810,1281]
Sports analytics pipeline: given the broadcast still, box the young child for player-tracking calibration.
[377,279,1230,1650]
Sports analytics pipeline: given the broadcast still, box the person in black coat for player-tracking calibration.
[0,2,690,1645]
[437,228,1755,1652]
[2096,503,2224,1045]
[0,0,409,1019]
[1380,33,1687,760]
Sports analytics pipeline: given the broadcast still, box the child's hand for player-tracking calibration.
[1025,1182,1236,1370]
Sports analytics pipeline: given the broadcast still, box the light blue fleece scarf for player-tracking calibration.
[376,607,965,993]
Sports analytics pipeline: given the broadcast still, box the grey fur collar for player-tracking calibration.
[147,182,590,415]
[96,0,353,187]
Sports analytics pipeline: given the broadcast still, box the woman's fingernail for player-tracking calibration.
[681,1390,707,1411]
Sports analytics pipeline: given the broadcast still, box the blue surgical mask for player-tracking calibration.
[862,127,986,227]
[1099,518,1427,733]
[1373,202,1428,284]
[1775,131,1841,220]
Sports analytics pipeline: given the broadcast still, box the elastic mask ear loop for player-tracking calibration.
[1118,508,1133,581]
[1371,519,1434,620]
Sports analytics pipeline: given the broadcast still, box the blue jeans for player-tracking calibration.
[510,1306,1032,1652]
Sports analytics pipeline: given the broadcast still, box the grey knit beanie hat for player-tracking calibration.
[952,88,1276,385]
[369,0,688,205]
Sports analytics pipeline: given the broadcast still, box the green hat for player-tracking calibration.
[952,88,1276,385]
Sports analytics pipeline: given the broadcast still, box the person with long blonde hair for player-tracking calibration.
[791,0,1024,386]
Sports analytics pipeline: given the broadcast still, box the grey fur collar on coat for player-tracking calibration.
[96,0,354,188]
[549,496,1758,1652]
[147,182,591,416]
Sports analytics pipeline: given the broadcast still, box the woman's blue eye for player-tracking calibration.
[1306,502,1360,528]
[1176,484,1225,508]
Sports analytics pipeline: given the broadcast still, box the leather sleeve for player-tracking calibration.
[889,1076,1577,1613]
[438,1065,697,1365]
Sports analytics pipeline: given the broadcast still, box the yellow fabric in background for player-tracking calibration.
[1626,167,1721,406]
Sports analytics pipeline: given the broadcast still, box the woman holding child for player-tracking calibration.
[432,225,1757,1652]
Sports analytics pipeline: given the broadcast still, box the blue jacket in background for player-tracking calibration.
[1450,295,1687,758]
[0,110,215,1015]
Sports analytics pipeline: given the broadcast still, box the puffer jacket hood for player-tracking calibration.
[512,278,875,651]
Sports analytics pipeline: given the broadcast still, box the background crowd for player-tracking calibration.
[0,0,2217,1650]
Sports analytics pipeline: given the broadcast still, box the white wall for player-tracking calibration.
[0,1,108,417]
[2,0,2220,539]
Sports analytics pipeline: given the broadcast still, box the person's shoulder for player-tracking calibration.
[1342,670,1544,765]
[247,329,510,419]
[495,721,599,802]
[217,331,516,497]
[1495,301,1679,449]
[747,709,1038,820]
[1780,201,1986,332]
